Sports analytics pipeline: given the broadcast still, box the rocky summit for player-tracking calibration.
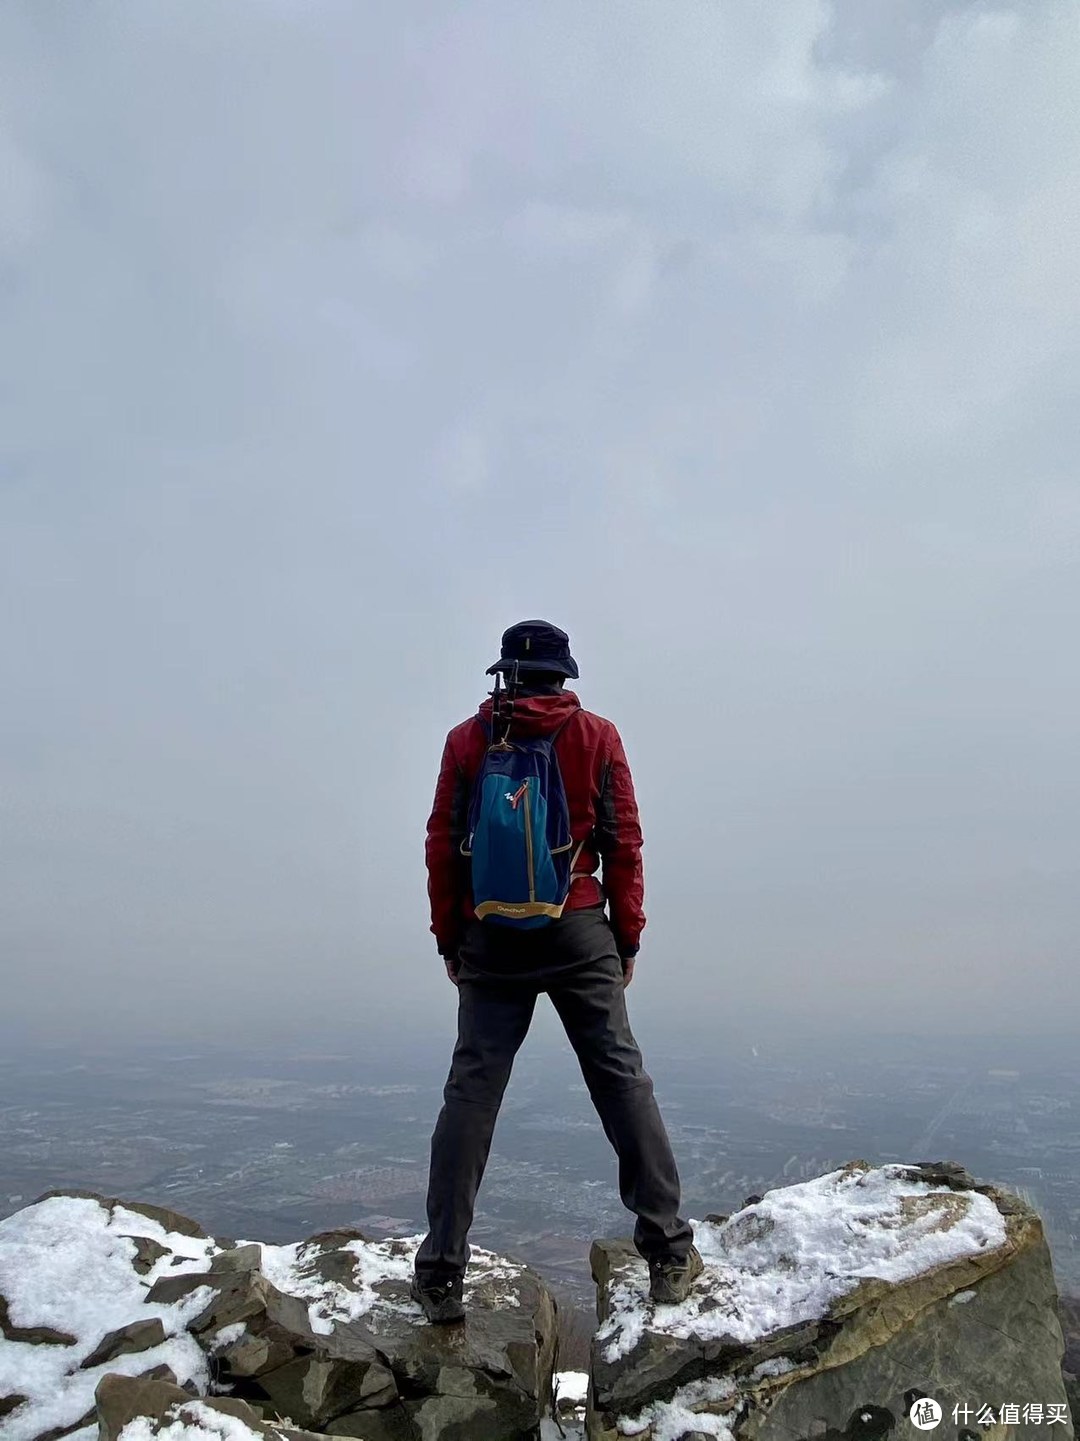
[0,1162,1074,1441]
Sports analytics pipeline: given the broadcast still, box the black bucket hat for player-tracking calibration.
[486,619,579,679]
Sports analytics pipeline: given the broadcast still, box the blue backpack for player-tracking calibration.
[462,676,582,928]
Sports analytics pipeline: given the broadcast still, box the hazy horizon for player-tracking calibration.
[3,0,1078,1044]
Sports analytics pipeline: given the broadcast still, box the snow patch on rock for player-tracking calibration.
[555,1369,589,1404]
[252,1231,529,1335]
[0,1196,219,1441]
[618,1377,740,1440]
[118,1400,269,1441]
[597,1162,1007,1362]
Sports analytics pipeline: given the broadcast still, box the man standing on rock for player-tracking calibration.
[411,619,702,1323]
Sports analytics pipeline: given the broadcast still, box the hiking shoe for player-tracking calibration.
[410,1273,465,1324]
[648,1245,704,1305]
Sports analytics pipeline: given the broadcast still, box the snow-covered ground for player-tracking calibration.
[0,1196,220,1441]
[0,1198,549,1441]
[554,1369,588,1405]
[117,1400,267,1441]
[597,1162,1007,1362]
[254,1232,418,1334]
[619,1377,740,1441]
[253,1231,526,1334]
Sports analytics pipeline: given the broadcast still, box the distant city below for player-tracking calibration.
[2,1026,1077,1313]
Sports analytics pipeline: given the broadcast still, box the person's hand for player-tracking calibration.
[621,956,635,988]
[444,954,461,986]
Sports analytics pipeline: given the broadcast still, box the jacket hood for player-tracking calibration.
[476,688,581,739]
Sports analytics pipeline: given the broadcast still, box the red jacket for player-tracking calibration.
[426,689,645,960]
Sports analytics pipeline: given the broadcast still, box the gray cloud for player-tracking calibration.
[2,0,1077,1043]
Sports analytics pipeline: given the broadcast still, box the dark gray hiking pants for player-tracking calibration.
[415,907,693,1284]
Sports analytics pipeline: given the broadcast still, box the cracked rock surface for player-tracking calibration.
[586,1161,1074,1441]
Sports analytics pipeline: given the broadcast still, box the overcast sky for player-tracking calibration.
[2,0,1078,1048]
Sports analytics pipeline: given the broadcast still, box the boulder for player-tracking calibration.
[208,1242,264,1274]
[78,1316,167,1369]
[94,1374,322,1441]
[145,1263,272,1333]
[254,1352,399,1426]
[212,1229,559,1439]
[587,1160,1075,1441]
[208,1318,297,1376]
[32,1189,208,1239]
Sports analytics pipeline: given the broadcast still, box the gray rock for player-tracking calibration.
[409,1389,503,1440]
[328,1388,530,1441]
[94,1374,323,1441]
[0,1394,28,1421]
[211,1319,297,1376]
[327,1406,417,1440]
[109,1197,209,1240]
[141,1362,181,1383]
[142,1268,215,1308]
[78,1315,166,1369]
[32,1405,98,1441]
[0,1292,77,1346]
[255,1352,398,1426]
[145,1264,272,1334]
[353,1260,558,1427]
[747,1231,1073,1441]
[306,1226,372,1250]
[204,1230,558,1440]
[208,1242,263,1274]
[905,1159,980,1190]
[1063,1370,1078,1429]
[31,1189,207,1239]
[129,1234,171,1274]
[587,1161,1075,1441]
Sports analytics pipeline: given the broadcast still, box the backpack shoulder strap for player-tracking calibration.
[549,707,581,746]
[548,709,593,881]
